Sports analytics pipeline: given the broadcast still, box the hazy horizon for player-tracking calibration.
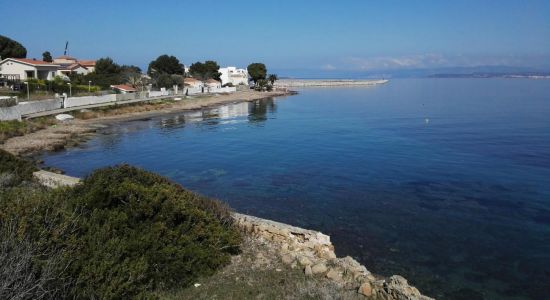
[2,0,549,77]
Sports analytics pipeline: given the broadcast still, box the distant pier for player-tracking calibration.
[274,79,388,87]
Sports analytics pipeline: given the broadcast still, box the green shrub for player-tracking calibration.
[0,148,36,187]
[0,164,241,299]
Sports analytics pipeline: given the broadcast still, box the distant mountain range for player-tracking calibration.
[276,66,550,79]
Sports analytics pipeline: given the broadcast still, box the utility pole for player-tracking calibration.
[68,83,72,97]
[24,82,29,100]
[88,81,91,92]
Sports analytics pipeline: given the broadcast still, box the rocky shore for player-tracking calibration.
[33,170,433,299]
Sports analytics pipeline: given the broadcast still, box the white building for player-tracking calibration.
[219,67,249,86]
[183,77,203,88]
[0,58,59,81]
[57,63,90,76]
[111,84,136,94]
[205,79,221,89]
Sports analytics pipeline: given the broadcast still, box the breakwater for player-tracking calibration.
[275,79,388,87]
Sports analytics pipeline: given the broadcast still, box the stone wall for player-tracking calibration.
[0,105,21,121]
[233,213,433,300]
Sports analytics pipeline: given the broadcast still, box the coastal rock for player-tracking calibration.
[326,268,343,283]
[304,265,313,276]
[311,263,328,275]
[383,275,434,300]
[297,255,313,266]
[281,254,294,265]
[359,282,373,297]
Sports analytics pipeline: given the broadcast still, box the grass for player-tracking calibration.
[0,117,56,144]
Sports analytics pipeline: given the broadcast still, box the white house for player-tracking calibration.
[183,77,203,88]
[57,63,90,76]
[53,56,95,74]
[53,55,78,65]
[219,67,249,86]
[0,58,59,81]
[205,79,221,89]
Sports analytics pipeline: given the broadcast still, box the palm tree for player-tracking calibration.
[268,74,278,85]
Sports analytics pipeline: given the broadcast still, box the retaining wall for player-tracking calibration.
[0,106,21,121]
[17,98,63,115]
[64,94,117,108]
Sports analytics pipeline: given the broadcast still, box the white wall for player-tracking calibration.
[0,106,21,121]
[17,99,63,115]
[64,94,117,108]
[0,60,58,80]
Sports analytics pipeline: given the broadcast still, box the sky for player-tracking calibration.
[2,0,549,76]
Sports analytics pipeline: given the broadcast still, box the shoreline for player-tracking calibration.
[33,169,433,299]
[0,90,295,156]
[275,79,388,87]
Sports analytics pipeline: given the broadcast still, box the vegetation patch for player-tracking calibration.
[0,118,56,144]
[0,163,241,299]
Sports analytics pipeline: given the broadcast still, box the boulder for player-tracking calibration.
[358,282,372,297]
[281,254,294,265]
[304,265,313,276]
[297,255,313,266]
[326,268,343,282]
[55,114,74,121]
[311,263,328,275]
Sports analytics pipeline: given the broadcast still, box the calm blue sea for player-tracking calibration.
[40,79,550,300]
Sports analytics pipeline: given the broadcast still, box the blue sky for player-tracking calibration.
[2,0,549,76]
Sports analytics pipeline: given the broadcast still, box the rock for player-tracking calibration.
[319,250,337,259]
[304,265,313,276]
[281,254,294,265]
[383,275,434,300]
[326,268,343,282]
[297,255,313,266]
[358,282,372,297]
[55,114,74,121]
[311,263,328,275]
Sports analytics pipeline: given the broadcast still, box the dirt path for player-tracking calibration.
[1,90,294,156]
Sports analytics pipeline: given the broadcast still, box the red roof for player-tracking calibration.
[111,84,136,92]
[10,58,59,66]
[206,79,220,83]
[56,55,76,60]
[79,60,96,67]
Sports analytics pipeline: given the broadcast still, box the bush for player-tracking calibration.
[0,164,241,299]
[0,148,36,187]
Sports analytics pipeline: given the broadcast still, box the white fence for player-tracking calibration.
[64,94,117,108]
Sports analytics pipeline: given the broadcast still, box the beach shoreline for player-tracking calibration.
[0,90,295,156]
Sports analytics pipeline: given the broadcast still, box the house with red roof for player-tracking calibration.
[0,58,60,81]
[110,84,136,94]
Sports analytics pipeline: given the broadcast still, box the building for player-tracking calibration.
[53,55,96,75]
[78,60,96,72]
[219,67,249,86]
[205,79,221,89]
[183,77,203,88]
[111,84,136,94]
[0,58,59,81]
[53,55,78,65]
[57,63,89,76]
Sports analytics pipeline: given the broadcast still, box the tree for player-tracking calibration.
[147,55,184,77]
[268,74,278,85]
[189,60,221,81]
[95,57,121,74]
[0,35,27,59]
[247,63,267,83]
[42,51,53,62]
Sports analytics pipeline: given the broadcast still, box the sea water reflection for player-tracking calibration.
[41,80,550,300]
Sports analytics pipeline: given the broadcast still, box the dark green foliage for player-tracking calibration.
[0,35,27,59]
[247,63,267,83]
[95,57,121,74]
[0,148,36,187]
[189,60,221,81]
[268,74,278,85]
[147,55,185,76]
[42,51,53,62]
[155,74,183,88]
[0,164,241,299]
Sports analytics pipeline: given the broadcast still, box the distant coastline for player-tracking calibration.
[275,79,388,87]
